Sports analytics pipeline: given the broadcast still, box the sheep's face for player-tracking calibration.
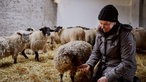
[17,32,32,43]
[39,27,54,37]
[54,26,63,32]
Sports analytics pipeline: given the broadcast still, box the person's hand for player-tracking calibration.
[97,76,108,82]
[77,64,90,72]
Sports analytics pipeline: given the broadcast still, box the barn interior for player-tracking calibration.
[0,0,146,82]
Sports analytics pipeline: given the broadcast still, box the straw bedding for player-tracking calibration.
[0,46,146,82]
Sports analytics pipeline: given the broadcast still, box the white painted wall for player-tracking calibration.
[142,0,146,27]
[0,0,57,36]
[57,0,132,28]
[140,0,146,27]
[131,0,140,27]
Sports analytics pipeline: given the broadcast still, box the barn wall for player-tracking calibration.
[0,0,57,36]
[57,0,132,28]
[130,0,140,28]
[140,0,146,27]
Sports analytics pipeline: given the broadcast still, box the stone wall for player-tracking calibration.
[0,0,57,36]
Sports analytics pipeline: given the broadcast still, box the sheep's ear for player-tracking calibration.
[50,29,55,32]
[17,32,22,36]
[29,32,32,35]
[55,27,62,32]
[39,28,43,31]
[39,26,48,31]
[26,28,34,31]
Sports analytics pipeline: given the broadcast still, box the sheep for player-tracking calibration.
[43,31,61,50]
[21,27,54,61]
[19,27,36,56]
[51,31,61,44]
[132,27,146,53]
[54,41,92,82]
[67,26,97,46]
[53,26,85,44]
[84,28,97,46]
[0,31,32,63]
[46,33,56,50]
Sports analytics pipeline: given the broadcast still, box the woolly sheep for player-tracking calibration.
[0,31,32,63]
[84,28,97,46]
[21,27,54,61]
[67,26,97,46]
[54,41,92,82]
[20,27,35,56]
[53,26,85,44]
[132,27,146,52]
[44,32,61,50]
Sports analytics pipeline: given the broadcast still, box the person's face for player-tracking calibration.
[99,20,116,33]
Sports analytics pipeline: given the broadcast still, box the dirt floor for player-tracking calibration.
[0,48,146,82]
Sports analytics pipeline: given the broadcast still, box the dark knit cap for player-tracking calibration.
[98,5,119,22]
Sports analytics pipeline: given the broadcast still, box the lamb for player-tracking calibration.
[0,31,32,63]
[21,27,54,61]
[54,41,92,82]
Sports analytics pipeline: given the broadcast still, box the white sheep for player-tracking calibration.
[53,27,85,44]
[84,28,97,46]
[54,41,92,82]
[0,31,32,63]
[21,27,54,61]
[132,27,146,53]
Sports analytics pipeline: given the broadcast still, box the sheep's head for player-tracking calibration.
[54,26,63,36]
[39,26,55,37]
[17,32,32,43]
[54,26,63,32]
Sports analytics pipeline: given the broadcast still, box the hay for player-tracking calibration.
[0,54,58,82]
[0,44,146,82]
[136,53,146,82]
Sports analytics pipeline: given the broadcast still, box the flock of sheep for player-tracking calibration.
[0,26,97,82]
[0,27,54,63]
[0,26,146,82]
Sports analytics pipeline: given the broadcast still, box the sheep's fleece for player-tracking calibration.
[54,41,92,74]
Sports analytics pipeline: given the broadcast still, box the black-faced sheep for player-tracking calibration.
[21,27,54,61]
[54,41,92,82]
[0,31,32,63]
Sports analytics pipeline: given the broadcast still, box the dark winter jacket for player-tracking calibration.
[86,22,137,82]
